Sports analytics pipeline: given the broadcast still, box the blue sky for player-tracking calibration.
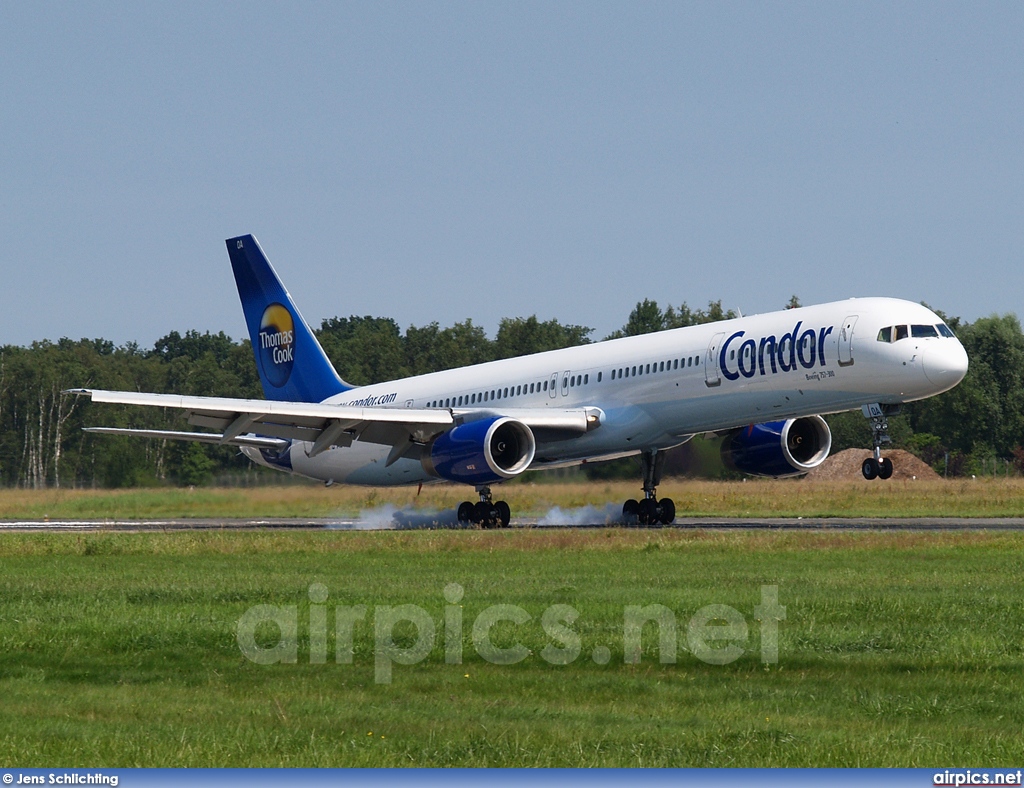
[2,2,1021,348]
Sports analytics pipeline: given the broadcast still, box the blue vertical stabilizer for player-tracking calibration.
[226,234,350,402]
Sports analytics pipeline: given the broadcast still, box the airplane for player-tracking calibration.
[71,234,969,526]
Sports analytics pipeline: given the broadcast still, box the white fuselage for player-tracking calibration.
[244,297,968,486]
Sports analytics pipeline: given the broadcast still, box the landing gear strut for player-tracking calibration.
[861,404,898,480]
[457,486,511,528]
[622,449,676,525]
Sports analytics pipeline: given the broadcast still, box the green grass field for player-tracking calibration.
[2,528,1023,766]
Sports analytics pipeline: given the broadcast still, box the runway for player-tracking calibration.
[4,516,1024,531]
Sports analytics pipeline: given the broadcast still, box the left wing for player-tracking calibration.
[69,389,601,464]
[69,388,455,459]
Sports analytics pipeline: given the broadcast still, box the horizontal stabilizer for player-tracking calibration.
[83,427,289,450]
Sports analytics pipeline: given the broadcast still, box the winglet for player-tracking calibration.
[226,234,350,402]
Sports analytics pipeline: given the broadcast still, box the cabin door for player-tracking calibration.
[838,315,858,367]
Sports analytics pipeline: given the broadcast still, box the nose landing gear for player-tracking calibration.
[861,403,899,480]
[622,449,677,525]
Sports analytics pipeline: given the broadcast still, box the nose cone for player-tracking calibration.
[923,341,969,391]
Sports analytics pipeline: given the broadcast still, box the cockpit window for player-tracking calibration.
[877,326,892,343]
[937,323,955,338]
[894,325,909,341]
[912,324,939,338]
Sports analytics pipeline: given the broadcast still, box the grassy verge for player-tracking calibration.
[1,529,1023,766]
[4,477,1024,520]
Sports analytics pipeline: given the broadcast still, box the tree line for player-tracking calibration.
[1,298,1021,487]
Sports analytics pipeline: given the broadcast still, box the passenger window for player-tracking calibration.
[895,325,909,341]
[646,364,651,374]
[877,326,892,343]
[543,381,548,392]
[912,324,938,338]
[584,374,589,384]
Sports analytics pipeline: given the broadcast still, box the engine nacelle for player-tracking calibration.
[423,416,536,485]
[721,416,832,478]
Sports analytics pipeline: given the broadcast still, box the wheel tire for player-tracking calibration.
[658,498,676,525]
[622,499,639,524]
[495,500,511,528]
[473,501,496,527]
[638,498,658,526]
[878,457,894,480]
[862,457,879,480]
[457,501,474,522]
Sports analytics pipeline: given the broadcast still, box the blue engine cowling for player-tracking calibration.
[721,416,832,478]
[423,416,536,485]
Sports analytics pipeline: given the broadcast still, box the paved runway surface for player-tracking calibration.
[4,517,1024,531]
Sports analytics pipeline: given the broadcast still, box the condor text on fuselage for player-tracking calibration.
[719,321,833,381]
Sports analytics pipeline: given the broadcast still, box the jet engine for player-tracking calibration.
[720,416,832,478]
[423,416,536,485]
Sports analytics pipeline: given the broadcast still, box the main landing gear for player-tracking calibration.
[457,485,511,528]
[861,403,899,480]
[622,449,677,526]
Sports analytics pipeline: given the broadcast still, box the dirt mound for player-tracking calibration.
[808,448,941,481]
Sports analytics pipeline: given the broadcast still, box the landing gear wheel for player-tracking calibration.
[457,501,474,523]
[638,498,659,526]
[494,501,511,528]
[474,501,497,528]
[622,499,640,523]
[862,457,879,480]
[658,498,676,525]
[878,457,894,480]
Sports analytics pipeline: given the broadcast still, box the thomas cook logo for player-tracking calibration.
[258,303,295,388]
